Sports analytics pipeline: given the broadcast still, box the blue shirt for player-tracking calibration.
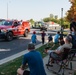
[31,34,36,44]
[54,34,60,43]
[22,50,46,75]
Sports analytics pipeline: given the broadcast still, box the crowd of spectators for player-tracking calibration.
[16,19,76,75]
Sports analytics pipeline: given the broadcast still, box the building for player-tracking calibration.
[45,21,61,30]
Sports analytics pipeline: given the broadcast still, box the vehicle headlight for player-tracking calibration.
[1,29,7,33]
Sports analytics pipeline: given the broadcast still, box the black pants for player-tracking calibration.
[42,37,45,44]
[23,70,30,75]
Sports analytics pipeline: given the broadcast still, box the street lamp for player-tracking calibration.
[7,2,8,19]
[61,8,63,34]
[7,0,11,19]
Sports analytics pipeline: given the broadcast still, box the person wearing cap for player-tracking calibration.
[31,31,37,44]
[17,43,46,75]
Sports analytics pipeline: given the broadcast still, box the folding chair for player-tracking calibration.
[69,34,76,61]
[46,48,71,75]
[69,48,76,61]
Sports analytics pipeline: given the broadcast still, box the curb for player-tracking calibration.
[0,43,43,65]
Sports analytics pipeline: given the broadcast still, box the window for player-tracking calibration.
[3,21,13,26]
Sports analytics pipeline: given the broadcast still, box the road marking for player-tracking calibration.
[0,49,10,52]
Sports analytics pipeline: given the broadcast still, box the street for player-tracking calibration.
[0,29,56,60]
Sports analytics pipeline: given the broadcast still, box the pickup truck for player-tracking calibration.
[0,20,30,41]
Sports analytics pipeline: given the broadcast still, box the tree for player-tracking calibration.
[54,15,58,19]
[43,17,50,22]
[49,14,54,19]
[29,19,34,26]
[66,0,76,22]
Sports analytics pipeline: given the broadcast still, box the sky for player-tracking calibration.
[0,0,72,21]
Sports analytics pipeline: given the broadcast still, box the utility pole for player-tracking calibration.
[61,8,63,34]
[7,2,8,19]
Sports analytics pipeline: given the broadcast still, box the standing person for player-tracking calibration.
[70,18,76,32]
[71,27,76,35]
[69,27,76,49]
[17,43,46,75]
[54,31,60,44]
[41,31,46,44]
[31,31,37,45]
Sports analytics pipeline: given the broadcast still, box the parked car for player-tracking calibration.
[0,20,30,41]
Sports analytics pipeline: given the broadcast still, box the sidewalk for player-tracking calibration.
[43,55,76,75]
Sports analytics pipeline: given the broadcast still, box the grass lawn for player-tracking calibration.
[0,43,59,75]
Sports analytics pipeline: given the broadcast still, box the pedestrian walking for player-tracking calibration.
[41,31,46,44]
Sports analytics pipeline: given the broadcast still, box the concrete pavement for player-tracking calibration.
[43,55,76,75]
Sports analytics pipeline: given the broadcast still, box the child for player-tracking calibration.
[48,34,52,43]
[54,31,60,44]
[31,31,37,45]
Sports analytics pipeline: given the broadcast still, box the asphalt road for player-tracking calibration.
[0,29,56,60]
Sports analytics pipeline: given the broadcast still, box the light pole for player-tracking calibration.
[61,8,63,34]
[7,2,8,19]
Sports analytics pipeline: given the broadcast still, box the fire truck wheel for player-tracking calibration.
[24,30,28,37]
[6,32,13,41]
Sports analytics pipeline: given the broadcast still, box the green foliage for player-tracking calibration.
[29,19,34,26]
[66,0,76,22]
[43,15,70,28]
[54,15,58,19]
[43,17,51,22]
[43,17,59,23]
[0,56,23,75]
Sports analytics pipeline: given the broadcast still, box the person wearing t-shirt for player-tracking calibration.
[17,43,46,75]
